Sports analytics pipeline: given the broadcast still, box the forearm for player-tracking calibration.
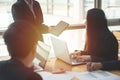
[101,60,120,70]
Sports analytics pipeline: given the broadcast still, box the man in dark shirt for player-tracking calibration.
[12,0,49,41]
[0,21,42,80]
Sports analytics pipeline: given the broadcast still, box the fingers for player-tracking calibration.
[70,51,81,59]
[76,56,85,62]
[76,55,91,62]
[87,62,98,71]
[87,62,92,71]
[69,51,91,62]
[87,62,103,71]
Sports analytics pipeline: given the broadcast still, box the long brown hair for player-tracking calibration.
[85,8,109,52]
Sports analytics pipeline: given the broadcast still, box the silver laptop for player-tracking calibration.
[50,35,85,65]
[34,41,51,71]
[50,21,69,36]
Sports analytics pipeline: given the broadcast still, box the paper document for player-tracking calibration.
[50,21,69,36]
[38,70,120,80]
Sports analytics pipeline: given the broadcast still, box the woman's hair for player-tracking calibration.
[85,8,109,52]
[86,8,108,31]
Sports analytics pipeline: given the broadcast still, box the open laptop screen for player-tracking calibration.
[35,41,51,69]
[49,35,72,64]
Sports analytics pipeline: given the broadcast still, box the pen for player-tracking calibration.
[51,68,66,74]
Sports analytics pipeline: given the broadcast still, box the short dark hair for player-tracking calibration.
[3,21,38,59]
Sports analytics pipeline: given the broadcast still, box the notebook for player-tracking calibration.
[34,41,51,71]
[50,21,69,36]
[50,35,85,65]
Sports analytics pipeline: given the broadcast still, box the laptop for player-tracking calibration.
[50,21,69,36]
[34,41,51,71]
[49,35,85,65]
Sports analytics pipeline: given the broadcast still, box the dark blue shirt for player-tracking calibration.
[0,58,42,80]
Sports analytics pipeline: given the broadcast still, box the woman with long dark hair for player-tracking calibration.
[71,8,119,71]
[84,8,118,61]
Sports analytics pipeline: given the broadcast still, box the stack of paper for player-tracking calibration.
[38,70,120,80]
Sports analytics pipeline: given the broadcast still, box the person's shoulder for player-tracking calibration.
[27,72,43,80]
[34,0,40,5]
[0,60,8,67]
[104,31,115,39]
[104,31,118,43]
[0,59,16,68]
[0,60,11,73]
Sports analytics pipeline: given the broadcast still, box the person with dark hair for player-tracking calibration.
[12,0,50,41]
[0,21,42,80]
[12,0,43,25]
[70,8,118,71]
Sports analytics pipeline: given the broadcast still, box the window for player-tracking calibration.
[39,0,94,25]
[101,0,120,32]
[0,35,8,56]
[102,0,120,19]
[0,0,15,30]
[0,0,95,28]
[0,1,14,57]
